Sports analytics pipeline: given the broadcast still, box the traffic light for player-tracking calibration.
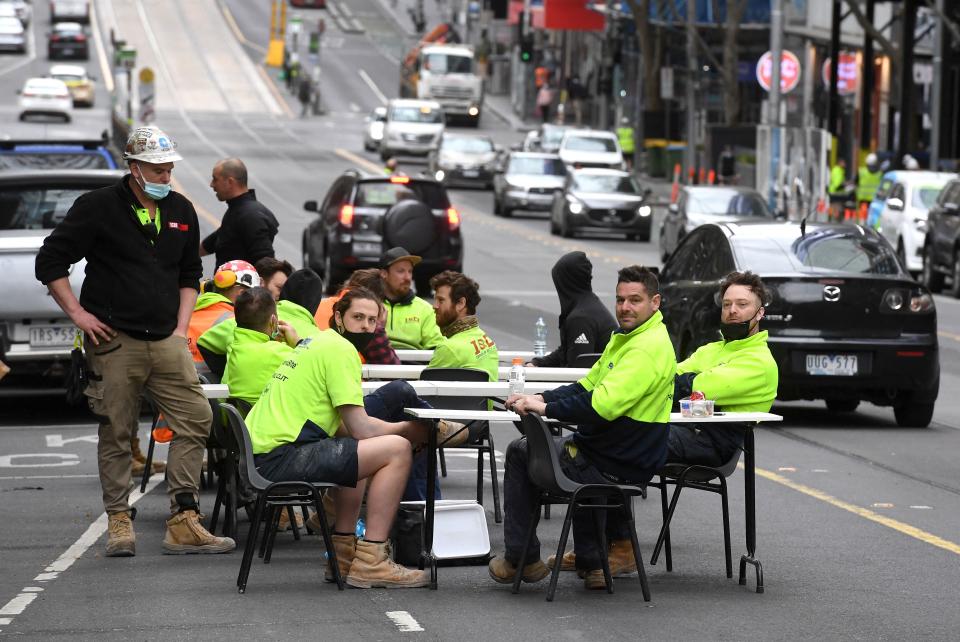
[520,34,534,64]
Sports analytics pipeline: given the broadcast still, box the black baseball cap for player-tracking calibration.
[381,246,422,269]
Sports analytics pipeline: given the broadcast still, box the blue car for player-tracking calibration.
[0,138,118,170]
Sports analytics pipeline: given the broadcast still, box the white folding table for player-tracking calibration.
[362,364,588,382]
[394,349,536,364]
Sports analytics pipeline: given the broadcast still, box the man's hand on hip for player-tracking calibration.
[71,308,116,346]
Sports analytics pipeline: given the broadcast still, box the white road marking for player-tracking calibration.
[910,505,933,510]
[349,102,361,112]
[0,453,79,468]
[0,474,98,480]
[46,434,98,447]
[89,0,114,92]
[385,611,424,632]
[358,69,388,105]
[0,478,161,633]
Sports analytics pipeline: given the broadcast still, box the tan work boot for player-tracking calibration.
[487,555,550,584]
[546,540,638,578]
[437,420,469,448]
[583,569,609,590]
[346,540,429,589]
[545,550,576,572]
[276,508,304,532]
[324,533,357,582]
[130,437,166,476]
[162,509,236,554]
[106,511,136,557]
[306,493,337,535]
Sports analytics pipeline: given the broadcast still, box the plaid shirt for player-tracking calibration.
[362,324,400,365]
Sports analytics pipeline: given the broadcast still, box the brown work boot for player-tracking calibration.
[583,569,608,590]
[306,493,337,535]
[105,511,136,557]
[437,420,469,447]
[607,539,638,576]
[487,555,550,584]
[163,509,236,554]
[130,437,166,476]
[324,533,357,582]
[545,550,576,572]
[276,508,304,532]
[346,540,429,589]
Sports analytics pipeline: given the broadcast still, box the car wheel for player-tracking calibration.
[501,205,512,218]
[893,401,934,428]
[949,250,960,299]
[825,399,859,413]
[922,245,944,292]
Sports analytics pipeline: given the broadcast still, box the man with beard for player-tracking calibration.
[379,247,443,350]
[427,270,498,383]
[488,265,675,590]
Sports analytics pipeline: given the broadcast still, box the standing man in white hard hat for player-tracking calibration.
[35,125,236,558]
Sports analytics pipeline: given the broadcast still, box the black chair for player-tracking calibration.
[512,414,650,602]
[571,352,602,368]
[219,403,343,594]
[647,448,743,578]
[208,398,252,540]
[419,367,503,523]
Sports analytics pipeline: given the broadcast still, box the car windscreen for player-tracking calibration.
[912,186,943,211]
[443,137,493,153]
[390,106,443,123]
[52,73,85,83]
[573,174,638,194]
[687,189,771,217]
[0,152,113,170]
[734,228,902,275]
[508,157,565,176]
[541,127,566,147]
[424,53,473,74]
[0,186,97,230]
[354,181,449,209]
[564,136,616,152]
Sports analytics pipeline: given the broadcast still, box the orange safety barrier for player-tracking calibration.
[670,163,681,203]
[707,169,716,185]
[858,202,868,222]
[688,167,696,185]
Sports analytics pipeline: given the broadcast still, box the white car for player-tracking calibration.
[49,63,95,107]
[876,170,956,275]
[557,129,625,170]
[0,15,25,52]
[18,77,73,122]
[363,106,387,152]
[379,98,445,161]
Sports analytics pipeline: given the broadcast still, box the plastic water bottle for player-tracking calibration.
[355,518,366,539]
[508,357,525,396]
[534,317,547,357]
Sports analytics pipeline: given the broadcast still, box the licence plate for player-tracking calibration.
[352,241,381,255]
[805,354,858,376]
[462,169,479,177]
[29,325,77,348]
[62,48,74,55]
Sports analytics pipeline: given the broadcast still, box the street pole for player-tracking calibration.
[896,0,917,168]
[634,44,644,175]
[768,0,783,212]
[860,0,874,152]
[684,0,696,180]
[930,0,944,170]
[828,0,840,137]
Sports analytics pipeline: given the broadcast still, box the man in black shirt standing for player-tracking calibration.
[201,158,279,270]
[35,125,235,559]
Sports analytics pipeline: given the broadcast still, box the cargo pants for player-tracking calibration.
[84,332,212,515]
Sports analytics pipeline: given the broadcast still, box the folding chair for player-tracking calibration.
[648,448,743,578]
[420,367,503,523]
[218,403,343,594]
[512,414,650,602]
[571,352,601,368]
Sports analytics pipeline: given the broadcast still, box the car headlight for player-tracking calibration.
[637,205,652,217]
[435,170,445,181]
[566,195,584,214]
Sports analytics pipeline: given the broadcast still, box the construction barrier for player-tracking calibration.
[670,163,681,203]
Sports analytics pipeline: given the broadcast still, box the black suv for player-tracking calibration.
[922,178,960,297]
[302,171,464,294]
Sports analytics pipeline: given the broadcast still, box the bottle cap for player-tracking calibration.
[512,357,523,365]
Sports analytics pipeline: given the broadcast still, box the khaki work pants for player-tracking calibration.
[84,332,212,514]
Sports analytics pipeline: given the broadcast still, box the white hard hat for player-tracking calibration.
[124,126,183,163]
[865,153,878,166]
[903,154,919,170]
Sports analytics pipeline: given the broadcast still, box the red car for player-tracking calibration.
[289,0,326,7]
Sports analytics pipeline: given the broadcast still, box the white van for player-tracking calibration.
[380,99,445,161]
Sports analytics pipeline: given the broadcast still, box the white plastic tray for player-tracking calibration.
[400,500,490,560]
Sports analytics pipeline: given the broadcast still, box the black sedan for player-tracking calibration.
[658,221,939,427]
[47,22,88,60]
[549,168,653,240]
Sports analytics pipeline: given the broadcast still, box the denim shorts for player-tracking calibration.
[254,438,359,488]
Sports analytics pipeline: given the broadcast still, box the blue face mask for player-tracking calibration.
[133,165,172,200]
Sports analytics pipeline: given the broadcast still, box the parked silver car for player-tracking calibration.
[658,185,776,261]
[0,169,123,390]
[493,152,566,216]
[427,133,499,188]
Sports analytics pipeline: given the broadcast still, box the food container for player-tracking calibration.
[679,397,715,418]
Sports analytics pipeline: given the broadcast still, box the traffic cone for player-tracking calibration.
[707,169,716,185]
[153,413,174,443]
[670,163,681,203]
[688,167,696,185]
[858,202,868,222]
[699,167,706,184]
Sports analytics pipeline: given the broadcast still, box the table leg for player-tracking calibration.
[423,419,438,589]
[738,425,763,593]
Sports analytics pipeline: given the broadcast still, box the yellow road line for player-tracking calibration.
[749,464,960,556]
[172,177,220,228]
[938,330,960,343]
[334,148,382,173]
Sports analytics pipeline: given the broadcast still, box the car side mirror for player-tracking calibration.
[886,197,904,211]
[303,200,318,212]
[668,203,679,214]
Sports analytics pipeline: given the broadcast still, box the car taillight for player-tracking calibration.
[446,207,460,231]
[75,34,86,41]
[389,175,410,184]
[881,288,934,313]
[339,204,354,227]
[22,91,37,97]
